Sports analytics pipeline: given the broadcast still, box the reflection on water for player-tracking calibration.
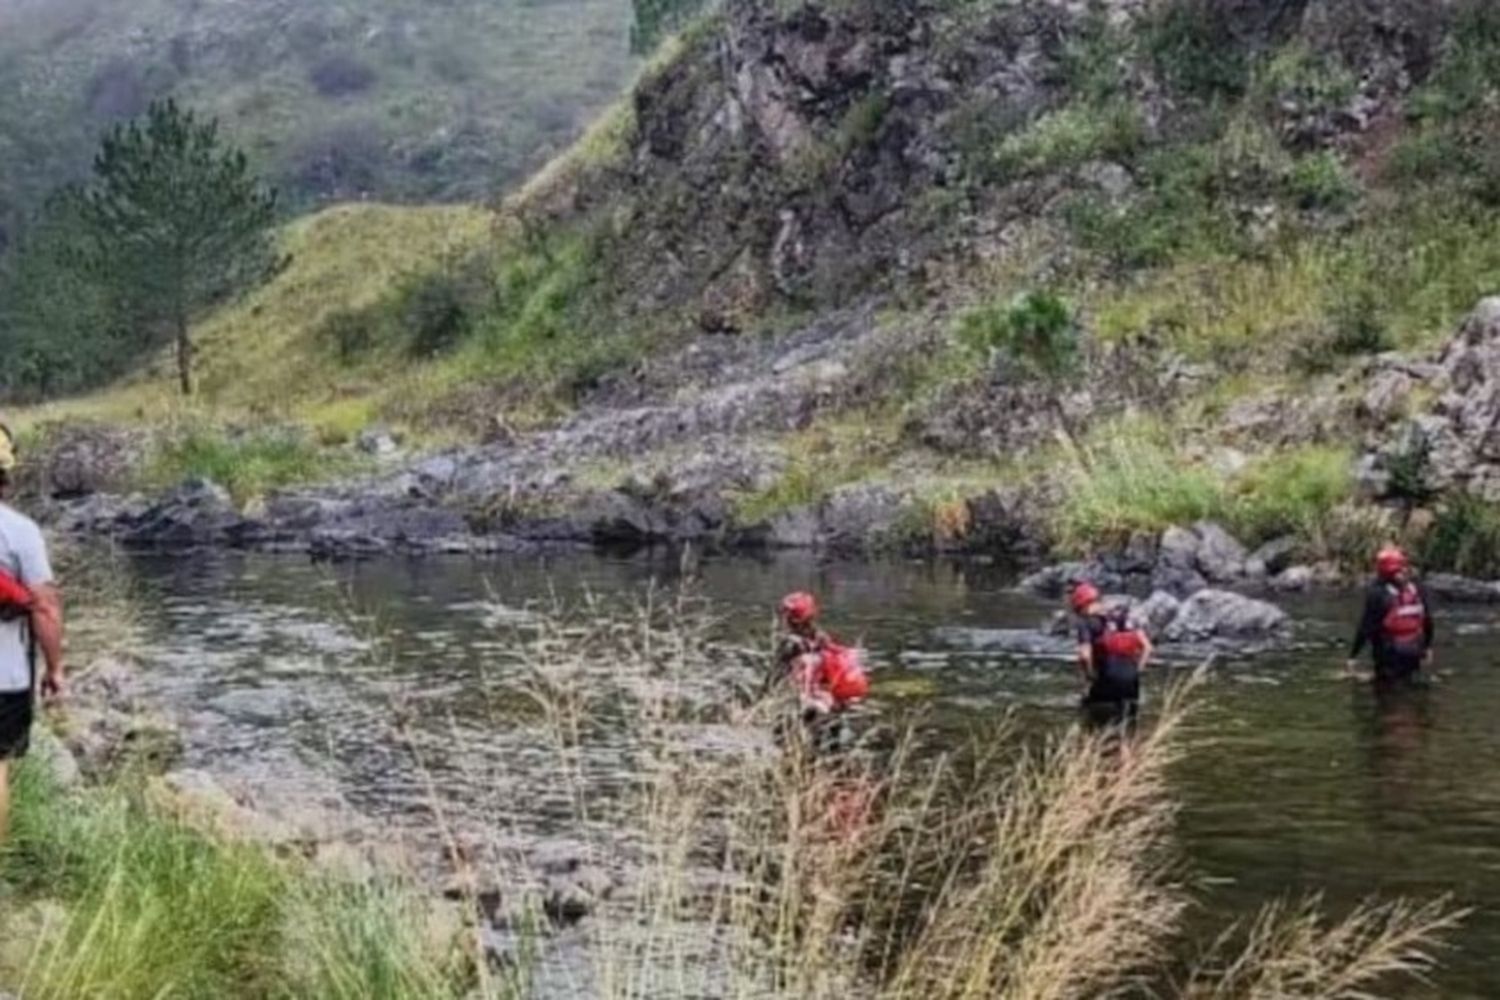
[124,549,1500,997]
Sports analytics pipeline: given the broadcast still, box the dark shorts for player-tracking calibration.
[0,690,33,760]
[1374,650,1424,685]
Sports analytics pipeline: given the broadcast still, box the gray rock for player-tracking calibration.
[118,478,245,549]
[1019,561,1126,599]
[1150,562,1208,599]
[1157,525,1201,569]
[1163,589,1291,642]
[1423,573,1500,603]
[1249,536,1300,577]
[1270,566,1315,592]
[818,483,907,553]
[544,864,618,925]
[1193,521,1250,583]
[33,423,145,499]
[1131,590,1182,634]
[356,427,401,458]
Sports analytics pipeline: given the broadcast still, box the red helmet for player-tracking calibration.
[1376,546,1409,580]
[1070,582,1101,613]
[780,591,819,626]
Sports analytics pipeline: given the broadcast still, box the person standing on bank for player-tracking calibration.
[1347,545,1433,685]
[0,426,66,847]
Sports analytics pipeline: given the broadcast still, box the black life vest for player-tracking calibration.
[1380,582,1427,654]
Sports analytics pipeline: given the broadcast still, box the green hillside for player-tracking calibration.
[0,0,636,245]
[20,0,1500,575]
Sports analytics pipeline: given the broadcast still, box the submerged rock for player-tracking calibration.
[1163,590,1291,642]
[1423,573,1500,603]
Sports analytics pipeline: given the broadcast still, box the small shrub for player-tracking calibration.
[145,426,346,503]
[993,101,1144,178]
[1228,445,1355,544]
[1056,427,1225,548]
[957,290,1081,379]
[1287,151,1360,211]
[1423,496,1500,578]
[398,251,493,359]
[308,52,379,97]
[1145,0,1250,99]
[320,308,379,363]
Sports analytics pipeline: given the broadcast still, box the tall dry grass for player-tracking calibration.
[416,592,1462,1000]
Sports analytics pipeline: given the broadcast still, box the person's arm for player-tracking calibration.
[1137,632,1153,672]
[31,582,63,698]
[17,526,63,698]
[1347,585,1384,663]
[1075,624,1094,687]
[1421,583,1436,664]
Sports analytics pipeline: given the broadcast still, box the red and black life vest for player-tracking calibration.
[1087,610,1146,672]
[1380,582,1428,654]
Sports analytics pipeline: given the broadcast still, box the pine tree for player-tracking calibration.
[78,99,278,395]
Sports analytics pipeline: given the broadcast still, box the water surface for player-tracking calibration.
[125,550,1500,996]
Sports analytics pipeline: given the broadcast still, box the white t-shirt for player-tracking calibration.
[0,503,52,693]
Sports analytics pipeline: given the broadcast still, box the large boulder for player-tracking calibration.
[118,478,245,549]
[1163,589,1291,642]
[30,422,146,499]
[1423,573,1500,603]
[1193,521,1249,582]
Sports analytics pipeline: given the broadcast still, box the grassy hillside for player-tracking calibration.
[0,0,635,244]
[21,0,1500,572]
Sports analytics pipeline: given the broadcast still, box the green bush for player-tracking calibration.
[1228,445,1355,543]
[3,761,468,1000]
[993,101,1145,178]
[957,290,1081,379]
[320,308,380,363]
[1287,151,1359,212]
[145,426,347,502]
[399,253,493,359]
[1056,430,1225,548]
[1144,0,1250,99]
[1423,496,1500,578]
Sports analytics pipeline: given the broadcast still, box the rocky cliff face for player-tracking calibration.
[530,0,1459,329]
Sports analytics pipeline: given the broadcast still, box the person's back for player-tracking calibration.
[1347,546,1433,685]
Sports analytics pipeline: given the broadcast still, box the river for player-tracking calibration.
[122,549,1500,997]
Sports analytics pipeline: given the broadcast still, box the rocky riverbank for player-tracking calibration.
[22,296,1500,604]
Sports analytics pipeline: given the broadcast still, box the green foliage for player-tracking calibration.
[1144,0,1250,99]
[3,763,285,998]
[0,194,140,399]
[631,0,710,54]
[1227,445,1355,544]
[144,425,349,502]
[1056,428,1223,548]
[957,291,1081,381]
[76,99,279,395]
[1287,151,1359,211]
[3,760,469,999]
[1251,44,1358,118]
[993,101,1144,178]
[1408,1,1500,123]
[1423,496,1500,578]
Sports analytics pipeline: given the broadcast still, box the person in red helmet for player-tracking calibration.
[1070,581,1152,728]
[1347,545,1434,685]
[775,591,830,681]
[771,591,868,754]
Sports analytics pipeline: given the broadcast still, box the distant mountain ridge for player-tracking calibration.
[0,0,637,246]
